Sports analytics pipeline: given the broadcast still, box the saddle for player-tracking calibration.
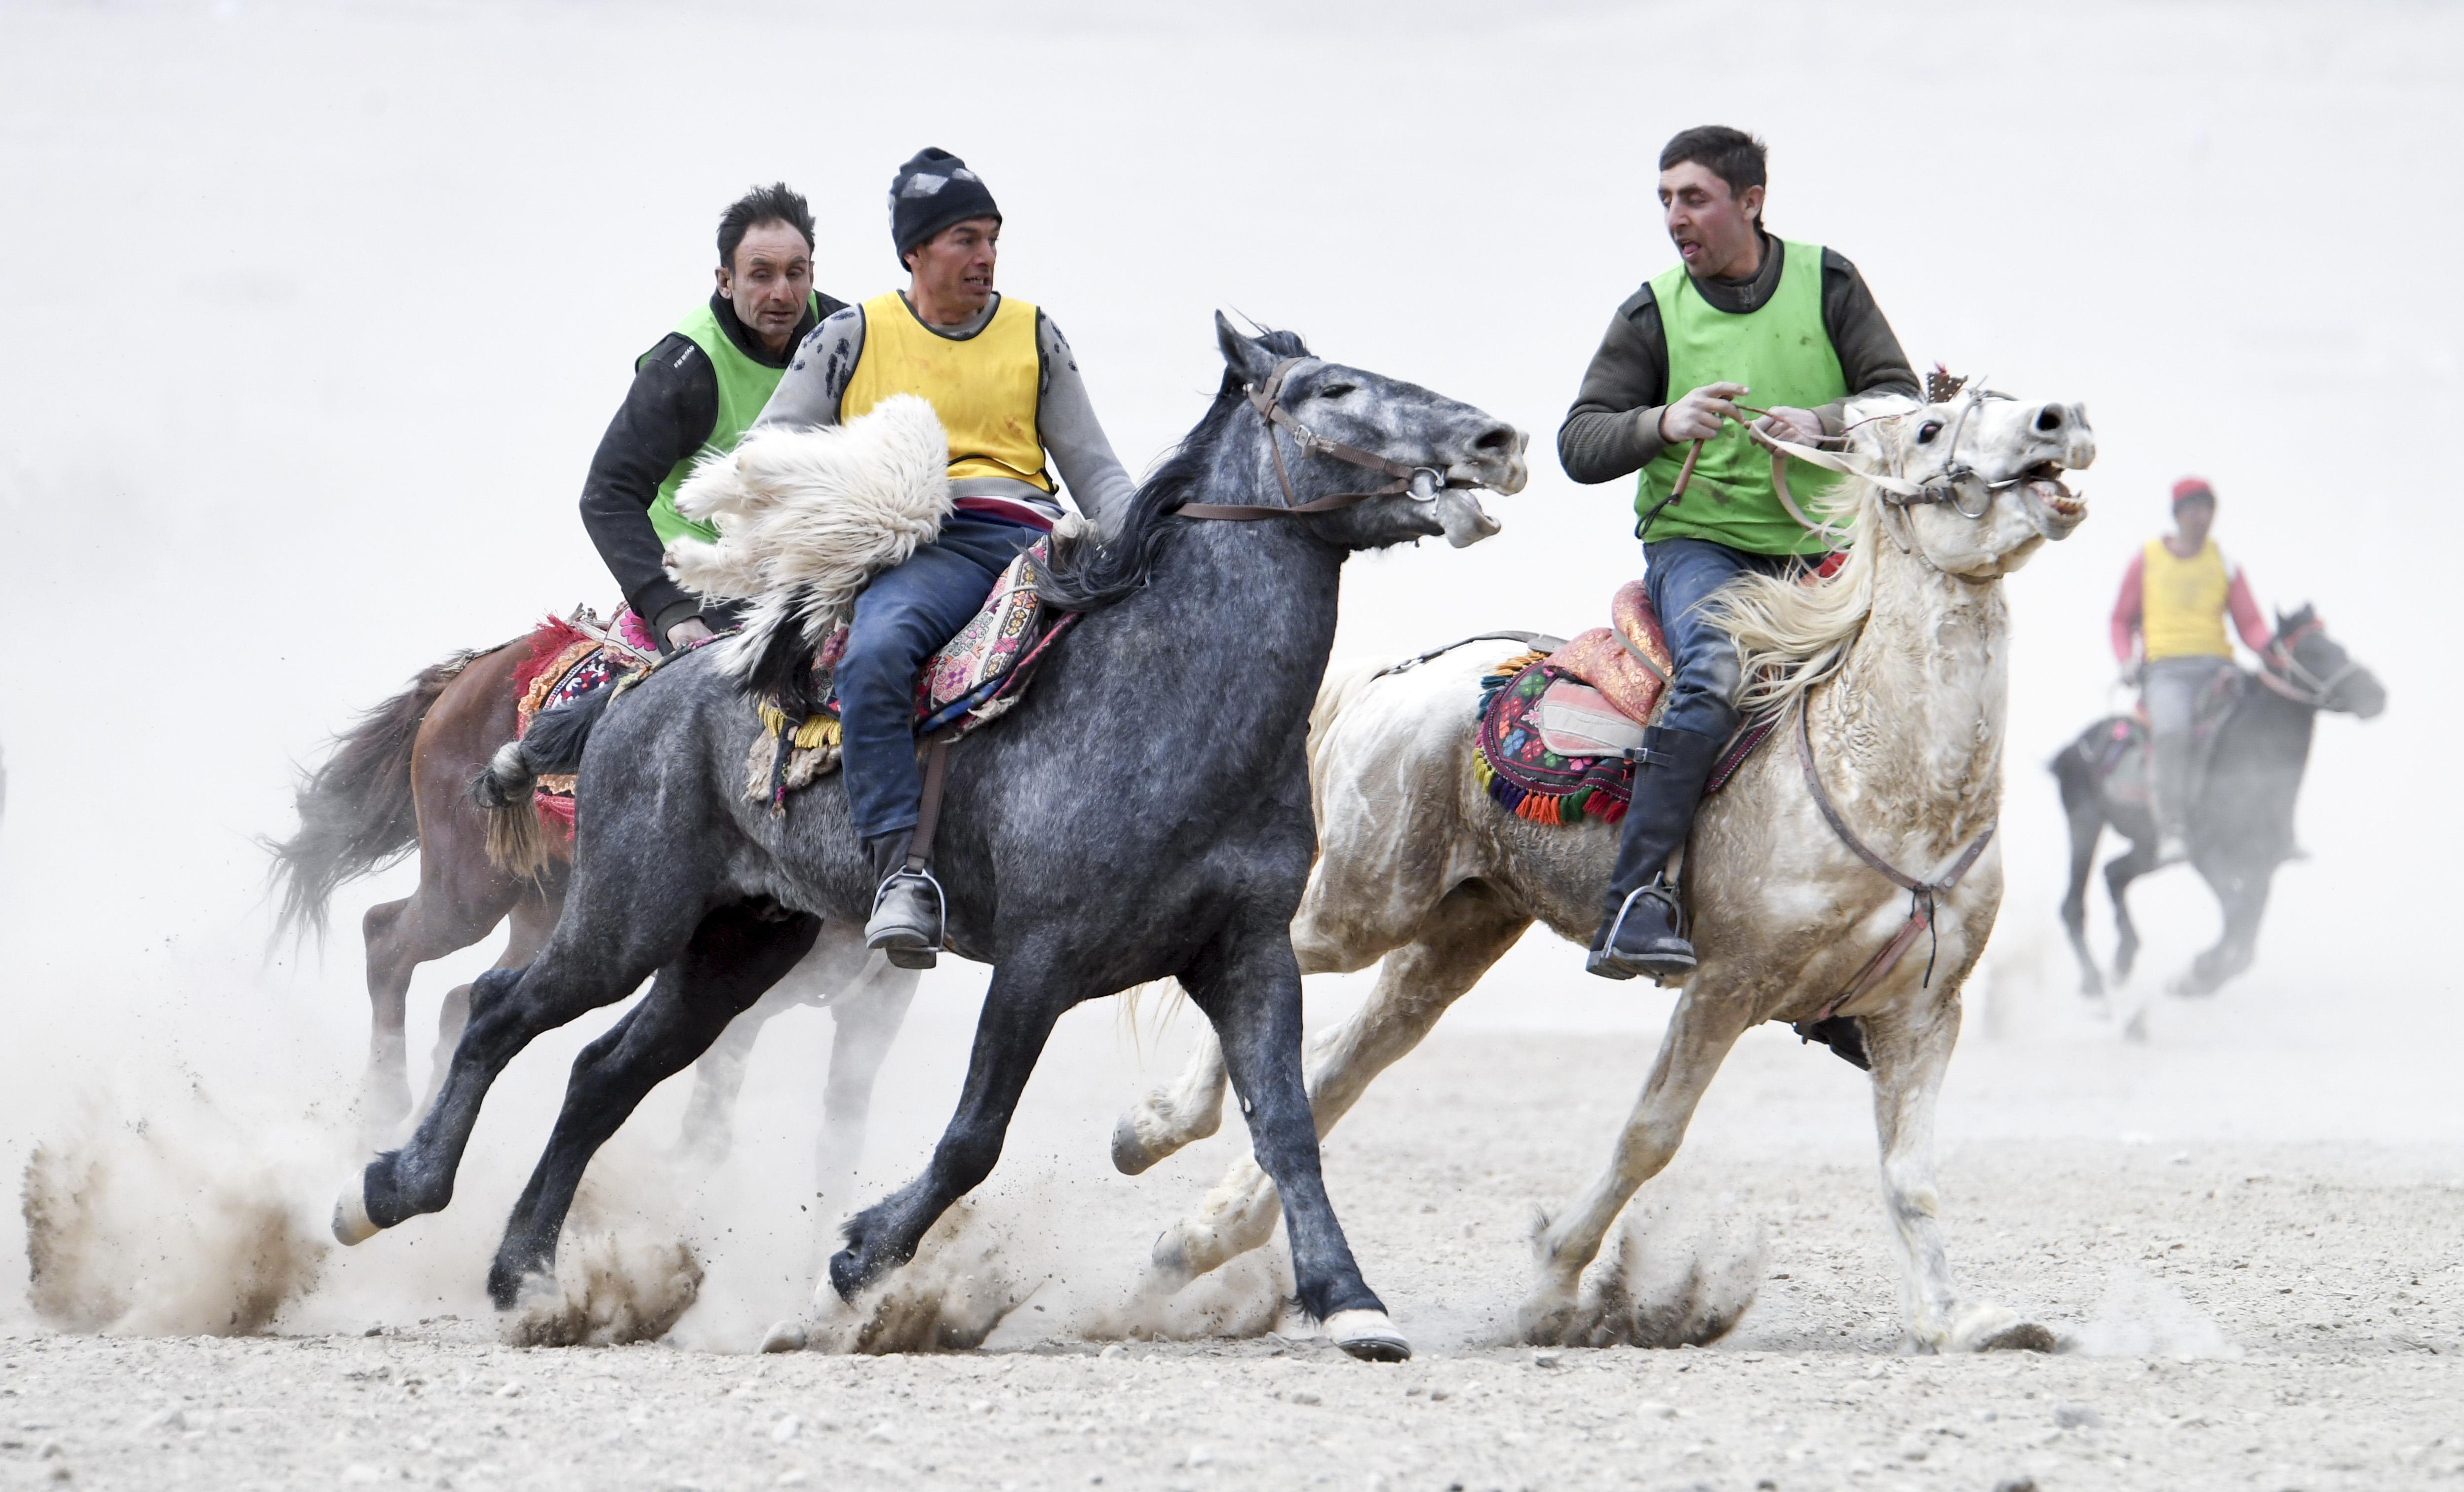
[2089,666,2247,808]
[1473,562,1835,827]
[510,607,663,844]
[743,535,1076,812]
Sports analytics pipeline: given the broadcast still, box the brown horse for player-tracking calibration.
[268,634,918,1188]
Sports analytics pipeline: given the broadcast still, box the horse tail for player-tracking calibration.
[2047,720,2111,813]
[469,684,617,877]
[264,643,497,944]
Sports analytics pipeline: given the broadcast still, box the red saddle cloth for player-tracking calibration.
[1543,580,1675,734]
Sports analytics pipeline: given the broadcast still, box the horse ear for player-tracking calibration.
[1214,310,1274,388]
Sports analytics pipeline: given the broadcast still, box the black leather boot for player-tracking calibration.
[1587,725,1726,983]
[862,829,942,970]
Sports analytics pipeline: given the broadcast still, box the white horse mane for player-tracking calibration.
[1701,477,1886,718]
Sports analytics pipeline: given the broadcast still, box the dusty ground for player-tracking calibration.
[7,1028,2459,1492]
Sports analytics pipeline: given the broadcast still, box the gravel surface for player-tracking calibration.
[8,1030,2459,1492]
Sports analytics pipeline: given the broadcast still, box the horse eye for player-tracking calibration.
[1917,421,1943,444]
[1317,383,1357,400]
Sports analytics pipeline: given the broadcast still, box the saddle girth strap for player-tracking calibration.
[1794,702,1996,1021]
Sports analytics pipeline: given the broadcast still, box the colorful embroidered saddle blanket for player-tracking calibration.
[745,535,1077,810]
[510,607,661,842]
[1470,556,1846,826]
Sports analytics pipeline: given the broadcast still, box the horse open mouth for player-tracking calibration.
[2021,462,2084,518]
[1434,484,1501,548]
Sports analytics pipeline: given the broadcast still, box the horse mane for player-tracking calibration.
[1698,479,1884,718]
[1039,328,1312,612]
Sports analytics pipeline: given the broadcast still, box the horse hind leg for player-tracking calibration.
[2057,797,2107,997]
[1146,891,1529,1294]
[823,960,1079,1305]
[488,902,822,1308]
[1524,980,1754,1345]
[812,956,917,1215]
[2105,842,2156,983]
[1863,996,2055,1353]
[337,870,699,1245]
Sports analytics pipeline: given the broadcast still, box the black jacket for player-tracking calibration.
[1557,234,1918,486]
[579,289,847,639]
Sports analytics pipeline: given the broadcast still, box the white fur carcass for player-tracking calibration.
[664,393,954,680]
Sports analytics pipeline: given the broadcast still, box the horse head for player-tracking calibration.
[1841,384,2094,580]
[2270,604,2386,718]
[1211,313,1527,550]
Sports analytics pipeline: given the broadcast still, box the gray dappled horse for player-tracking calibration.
[2054,605,2384,1001]
[333,316,1527,1362]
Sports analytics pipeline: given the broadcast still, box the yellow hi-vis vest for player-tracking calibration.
[841,291,1053,491]
[2142,538,2233,660]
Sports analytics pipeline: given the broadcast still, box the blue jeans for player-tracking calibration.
[1642,537,1807,740]
[837,512,1040,840]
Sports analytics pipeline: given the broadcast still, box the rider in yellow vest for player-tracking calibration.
[1558,126,1918,984]
[754,148,1137,968]
[580,184,847,651]
[2110,477,2272,864]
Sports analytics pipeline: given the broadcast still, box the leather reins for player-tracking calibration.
[1175,357,1459,521]
[2255,618,2360,707]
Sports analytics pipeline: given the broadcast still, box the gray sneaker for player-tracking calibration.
[865,870,943,969]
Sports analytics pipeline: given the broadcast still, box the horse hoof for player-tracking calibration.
[1326,1308,1411,1363]
[1974,1321,2058,1354]
[332,1175,382,1246]
[1111,1112,1160,1177]
[760,1318,808,1354]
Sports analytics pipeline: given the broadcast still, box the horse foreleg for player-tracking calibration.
[1524,982,1753,1344]
[419,889,559,1121]
[2176,867,2272,997]
[488,903,822,1308]
[1111,1003,1229,1176]
[362,877,524,1142]
[1863,996,2054,1354]
[1185,924,1403,1360]
[1146,890,1529,1293]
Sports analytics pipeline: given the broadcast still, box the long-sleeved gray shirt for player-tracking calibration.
[755,292,1138,530]
[1557,234,1918,486]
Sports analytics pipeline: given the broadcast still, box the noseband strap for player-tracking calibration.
[1175,357,1452,521]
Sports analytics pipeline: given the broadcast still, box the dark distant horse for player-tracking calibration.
[267,633,918,1177]
[332,315,1528,1363]
[2053,605,2385,1000]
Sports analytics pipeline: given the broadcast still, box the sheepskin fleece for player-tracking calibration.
[664,394,953,681]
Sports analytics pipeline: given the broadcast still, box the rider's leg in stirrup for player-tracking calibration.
[2141,656,2217,866]
[839,520,1025,968]
[1589,538,1773,983]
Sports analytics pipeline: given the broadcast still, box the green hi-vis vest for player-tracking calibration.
[644,294,822,546]
[1636,240,1849,556]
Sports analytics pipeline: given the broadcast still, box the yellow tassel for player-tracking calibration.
[791,715,838,751]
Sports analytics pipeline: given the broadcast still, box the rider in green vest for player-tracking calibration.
[1557,126,1920,986]
[580,183,848,652]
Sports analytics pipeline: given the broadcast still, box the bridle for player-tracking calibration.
[2257,616,2360,707]
[1174,356,1464,522]
[1748,383,2056,545]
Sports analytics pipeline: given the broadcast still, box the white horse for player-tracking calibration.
[1112,385,2092,1352]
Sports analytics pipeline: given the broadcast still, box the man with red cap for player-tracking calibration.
[2110,477,2272,863]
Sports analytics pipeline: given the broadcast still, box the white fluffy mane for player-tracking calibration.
[664,394,954,681]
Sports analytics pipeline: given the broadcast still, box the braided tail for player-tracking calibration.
[471,740,551,879]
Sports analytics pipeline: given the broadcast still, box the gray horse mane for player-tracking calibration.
[1039,328,1313,612]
